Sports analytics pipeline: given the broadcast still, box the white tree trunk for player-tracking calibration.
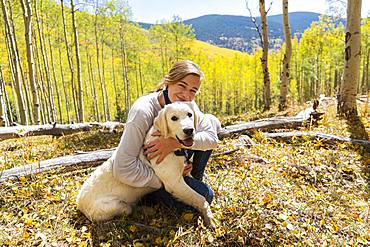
[259,0,271,111]
[0,72,5,126]
[71,0,84,122]
[279,0,292,111]
[1,0,28,124]
[21,0,41,124]
[338,0,362,117]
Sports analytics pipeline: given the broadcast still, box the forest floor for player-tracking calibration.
[0,98,369,246]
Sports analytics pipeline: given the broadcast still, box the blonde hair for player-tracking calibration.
[156,60,204,91]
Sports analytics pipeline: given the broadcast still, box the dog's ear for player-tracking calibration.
[154,107,169,138]
[193,109,200,129]
[187,102,200,129]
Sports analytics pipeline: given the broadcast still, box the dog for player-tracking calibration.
[76,102,215,226]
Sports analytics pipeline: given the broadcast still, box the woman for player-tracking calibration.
[112,60,219,210]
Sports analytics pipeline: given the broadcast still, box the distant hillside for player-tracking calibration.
[191,40,244,58]
[138,12,322,52]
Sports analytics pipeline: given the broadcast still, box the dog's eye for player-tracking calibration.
[187,112,192,118]
[171,116,178,121]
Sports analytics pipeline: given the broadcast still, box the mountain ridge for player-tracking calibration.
[138,12,325,52]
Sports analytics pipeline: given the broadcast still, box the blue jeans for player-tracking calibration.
[141,150,213,211]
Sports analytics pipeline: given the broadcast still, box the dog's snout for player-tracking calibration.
[183,128,194,136]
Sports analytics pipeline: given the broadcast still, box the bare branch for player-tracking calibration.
[245,0,263,44]
[266,0,273,13]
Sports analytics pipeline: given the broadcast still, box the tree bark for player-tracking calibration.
[61,0,78,122]
[338,0,362,117]
[1,0,27,124]
[20,0,41,124]
[58,46,71,123]
[279,0,292,111]
[3,42,16,124]
[34,0,56,123]
[259,0,271,111]
[8,0,32,123]
[48,35,63,123]
[0,68,5,126]
[33,29,51,123]
[71,0,84,122]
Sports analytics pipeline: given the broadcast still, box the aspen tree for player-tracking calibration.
[259,0,271,110]
[279,0,292,110]
[35,0,56,122]
[1,0,27,124]
[70,0,84,122]
[61,0,78,122]
[338,0,362,117]
[20,0,40,124]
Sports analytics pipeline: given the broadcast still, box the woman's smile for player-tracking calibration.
[167,74,201,102]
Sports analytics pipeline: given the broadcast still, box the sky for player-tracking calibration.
[127,0,370,23]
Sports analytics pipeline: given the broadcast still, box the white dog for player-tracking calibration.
[76,102,215,226]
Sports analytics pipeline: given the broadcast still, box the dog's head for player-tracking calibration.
[154,102,198,147]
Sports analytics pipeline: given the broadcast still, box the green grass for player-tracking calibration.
[0,102,369,246]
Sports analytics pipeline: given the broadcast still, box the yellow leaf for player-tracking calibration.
[129,225,137,232]
[25,217,33,227]
[22,231,30,240]
[79,242,87,247]
[262,178,271,186]
[155,236,162,245]
[183,212,194,221]
[262,192,273,205]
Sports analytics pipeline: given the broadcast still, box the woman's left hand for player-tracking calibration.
[144,131,181,164]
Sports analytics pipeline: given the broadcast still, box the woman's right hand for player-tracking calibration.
[143,131,182,164]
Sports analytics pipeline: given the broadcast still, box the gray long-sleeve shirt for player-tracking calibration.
[112,91,218,189]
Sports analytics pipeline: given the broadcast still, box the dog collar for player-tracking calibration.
[174,149,194,162]
[163,89,172,105]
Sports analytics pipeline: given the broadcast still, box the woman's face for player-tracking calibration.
[167,74,201,102]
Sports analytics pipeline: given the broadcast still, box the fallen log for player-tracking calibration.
[263,131,370,149]
[219,113,323,139]
[0,149,114,182]
[0,145,243,183]
[0,122,124,141]
[218,100,324,139]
